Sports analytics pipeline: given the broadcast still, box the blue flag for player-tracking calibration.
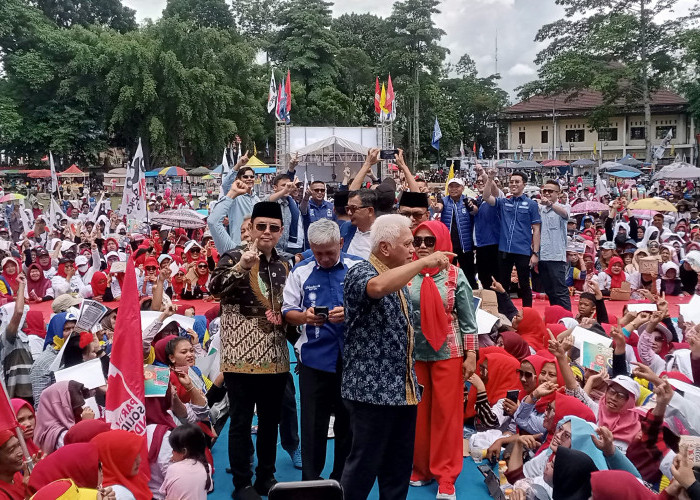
[478,145,484,159]
[431,117,442,150]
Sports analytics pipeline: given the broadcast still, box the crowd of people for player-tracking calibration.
[0,147,699,500]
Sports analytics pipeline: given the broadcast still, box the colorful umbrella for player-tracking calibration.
[570,201,609,214]
[0,193,25,202]
[159,166,188,176]
[627,197,677,212]
[201,174,214,180]
[150,208,207,229]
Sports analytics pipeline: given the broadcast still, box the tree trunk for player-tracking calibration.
[413,64,420,166]
[640,0,652,164]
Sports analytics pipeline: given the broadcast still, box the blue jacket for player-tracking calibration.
[440,195,474,252]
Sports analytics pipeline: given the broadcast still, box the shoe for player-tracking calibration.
[436,483,456,500]
[253,476,278,496]
[232,485,262,500]
[409,475,433,487]
[288,446,302,469]
[327,415,335,439]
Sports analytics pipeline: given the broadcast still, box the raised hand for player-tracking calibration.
[239,239,260,271]
[490,276,505,294]
[421,251,456,272]
[228,179,249,197]
[366,148,380,165]
[591,426,615,457]
[532,381,559,399]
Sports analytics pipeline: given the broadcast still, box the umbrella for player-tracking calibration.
[159,166,188,176]
[600,162,642,174]
[201,174,214,180]
[627,198,677,212]
[605,170,641,178]
[188,166,212,176]
[0,194,25,202]
[541,159,569,167]
[149,208,207,229]
[630,209,658,220]
[570,201,609,214]
[619,156,643,166]
[570,159,597,167]
[514,160,541,169]
[27,170,51,178]
[496,159,520,168]
[653,166,700,181]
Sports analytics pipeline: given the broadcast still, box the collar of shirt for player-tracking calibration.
[315,257,343,271]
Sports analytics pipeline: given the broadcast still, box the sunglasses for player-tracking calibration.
[516,369,535,379]
[189,248,201,253]
[197,264,208,269]
[312,188,326,193]
[345,205,371,215]
[255,223,282,233]
[145,266,157,271]
[541,188,558,194]
[413,236,436,248]
[241,175,255,180]
[400,210,428,220]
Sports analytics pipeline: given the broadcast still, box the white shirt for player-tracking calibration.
[347,229,371,260]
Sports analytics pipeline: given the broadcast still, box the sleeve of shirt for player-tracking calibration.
[513,400,545,435]
[530,200,542,224]
[209,252,246,296]
[208,197,236,255]
[475,392,500,429]
[343,264,374,322]
[282,267,304,316]
[454,268,478,345]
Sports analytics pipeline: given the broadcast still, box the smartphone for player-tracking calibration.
[506,390,520,402]
[314,306,329,320]
[379,149,399,160]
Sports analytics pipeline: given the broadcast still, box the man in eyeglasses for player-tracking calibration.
[300,180,336,229]
[397,191,430,231]
[536,179,571,310]
[342,189,378,260]
[210,201,293,500]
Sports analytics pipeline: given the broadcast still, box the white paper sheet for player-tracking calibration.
[476,309,498,335]
[627,303,657,313]
[54,358,106,389]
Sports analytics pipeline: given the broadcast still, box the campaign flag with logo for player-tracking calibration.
[119,139,146,220]
[478,145,484,159]
[374,78,381,114]
[266,69,277,113]
[431,117,442,150]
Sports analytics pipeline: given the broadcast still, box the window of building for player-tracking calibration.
[598,128,618,141]
[519,131,526,144]
[541,130,548,144]
[656,126,676,139]
[565,129,585,142]
[630,127,645,140]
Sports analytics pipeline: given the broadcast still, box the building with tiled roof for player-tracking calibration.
[497,89,695,163]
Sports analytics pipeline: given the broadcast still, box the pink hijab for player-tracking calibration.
[34,381,79,454]
[597,391,641,445]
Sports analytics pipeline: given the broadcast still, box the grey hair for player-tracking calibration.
[370,214,411,252]
[307,219,341,246]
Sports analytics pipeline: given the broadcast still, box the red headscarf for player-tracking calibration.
[544,305,574,325]
[23,311,46,338]
[103,238,119,254]
[144,257,158,270]
[1,258,19,294]
[537,392,597,454]
[500,331,531,361]
[91,430,152,500]
[605,256,625,289]
[27,443,99,494]
[413,221,453,351]
[532,351,566,413]
[26,264,51,298]
[590,470,657,500]
[516,308,548,351]
[171,267,186,298]
[90,272,108,297]
[10,398,39,457]
[63,419,111,445]
[195,258,210,289]
[481,352,522,405]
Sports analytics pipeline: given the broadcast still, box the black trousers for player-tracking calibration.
[340,400,417,500]
[538,260,572,311]
[454,249,477,290]
[299,361,351,481]
[280,372,300,453]
[476,244,499,289]
[498,251,533,307]
[224,372,287,490]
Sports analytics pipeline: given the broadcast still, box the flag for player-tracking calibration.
[595,175,609,200]
[593,141,597,157]
[0,380,18,432]
[265,139,270,157]
[275,83,283,120]
[278,83,290,124]
[374,77,381,114]
[389,92,397,122]
[431,117,442,150]
[119,138,146,221]
[654,128,673,159]
[380,83,387,113]
[528,146,534,161]
[478,145,484,159]
[285,70,292,113]
[253,143,257,157]
[444,162,455,195]
[49,152,58,195]
[105,258,146,435]
[460,140,465,157]
[266,69,277,113]
[386,74,395,113]
[219,148,230,198]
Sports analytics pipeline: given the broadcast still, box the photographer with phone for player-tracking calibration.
[282,219,363,483]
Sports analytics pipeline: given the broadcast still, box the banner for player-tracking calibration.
[119,138,146,221]
[105,258,146,436]
[267,69,277,113]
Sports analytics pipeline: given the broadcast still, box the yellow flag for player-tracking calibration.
[380,83,387,113]
[253,142,257,157]
[593,141,597,156]
[444,162,455,196]
[671,144,675,157]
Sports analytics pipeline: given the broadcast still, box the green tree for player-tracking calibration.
[162,0,235,30]
[520,0,689,161]
[31,0,136,32]
[231,0,277,50]
[268,0,338,92]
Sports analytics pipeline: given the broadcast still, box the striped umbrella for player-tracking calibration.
[149,208,207,229]
[159,166,188,176]
[0,193,25,202]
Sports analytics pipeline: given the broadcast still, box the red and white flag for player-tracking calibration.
[105,258,146,436]
[374,77,381,114]
[0,383,18,432]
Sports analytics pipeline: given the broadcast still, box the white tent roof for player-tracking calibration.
[291,136,369,156]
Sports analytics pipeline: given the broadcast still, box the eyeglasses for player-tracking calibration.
[541,189,559,194]
[312,188,326,193]
[554,427,571,442]
[345,205,371,215]
[189,248,201,253]
[255,223,282,233]
[653,336,666,343]
[516,369,535,379]
[197,264,208,269]
[145,266,157,271]
[606,385,630,401]
[400,210,428,220]
[241,175,255,180]
[413,236,436,248]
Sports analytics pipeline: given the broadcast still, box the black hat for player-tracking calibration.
[399,191,429,209]
[251,201,283,222]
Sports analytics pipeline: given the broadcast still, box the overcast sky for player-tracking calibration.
[122,0,695,102]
